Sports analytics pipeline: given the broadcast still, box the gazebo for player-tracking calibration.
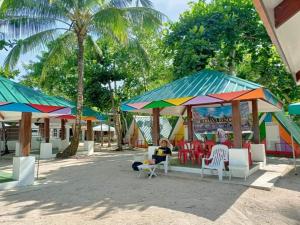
[0,76,71,187]
[121,70,283,148]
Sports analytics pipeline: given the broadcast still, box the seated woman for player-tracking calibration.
[152,138,172,164]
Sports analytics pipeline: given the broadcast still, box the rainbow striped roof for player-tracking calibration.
[121,70,282,115]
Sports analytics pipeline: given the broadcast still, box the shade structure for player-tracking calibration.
[253,0,300,84]
[93,124,115,132]
[0,76,71,121]
[52,97,106,121]
[288,103,300,115]
[121,70,283,115]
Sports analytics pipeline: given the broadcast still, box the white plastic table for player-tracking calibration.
[137,164,157,179]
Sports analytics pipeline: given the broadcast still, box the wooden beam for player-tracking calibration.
[61,119,66,140]
[275,0,300,28]
[0,112,4,120]
[186,105,194,142]
[232,101,242,148]
[19,112,32,156]
[44,118,50,143]
[152,108,160,146]
[296,71,300,82]
[252,100,260,144]
[86,120,93,141]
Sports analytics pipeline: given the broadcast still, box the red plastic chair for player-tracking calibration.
[222,140,233,148]
[178,140,189,164]
[192,140,204,165]
[243,141,253,167]
[204,140,215,158]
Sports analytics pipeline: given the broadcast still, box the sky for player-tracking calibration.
[0,0,197,74]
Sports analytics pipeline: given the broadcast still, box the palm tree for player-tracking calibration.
[0,0,163,157]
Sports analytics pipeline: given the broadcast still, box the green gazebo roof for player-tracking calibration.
[0,76,69,106]
[121,70,282,115]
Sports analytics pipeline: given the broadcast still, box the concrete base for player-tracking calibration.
[40,143,53,159]
[13,156,35,186]
[251,144,267,167]
[84,141,94,156]
[15,142,20,156]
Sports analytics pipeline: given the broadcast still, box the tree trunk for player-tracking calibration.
[108,81,122,151]
[108,117,111,148]
[100,122,104,147]
[57,34,85,158]
[1,122,9,156]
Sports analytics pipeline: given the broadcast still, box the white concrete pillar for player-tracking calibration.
[82,129,85,141]
[40,143,53,159]
[84,141,94,156]
[66,127,70,142]
[13,156,35,186]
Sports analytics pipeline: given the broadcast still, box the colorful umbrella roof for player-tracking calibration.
[288,102,300,115]
[121,70,282,115]
[0,76,71,115]
[53,97,106,121]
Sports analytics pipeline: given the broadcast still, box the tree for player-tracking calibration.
[164,0,300,105]
[1,0,163,157]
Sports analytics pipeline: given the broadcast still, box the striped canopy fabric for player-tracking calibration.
[121,70,282,115]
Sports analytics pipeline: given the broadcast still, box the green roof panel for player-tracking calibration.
[124,70,262,105]
[143,100,175,109]
[0,76,69,107]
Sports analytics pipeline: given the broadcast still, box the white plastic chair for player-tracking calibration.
[201,144,229,181]
[148,146,169,174]
[228,148,249,181]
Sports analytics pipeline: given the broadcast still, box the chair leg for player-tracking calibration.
[218,168,223,181]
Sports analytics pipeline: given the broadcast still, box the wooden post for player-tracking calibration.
[187,105,193,142]
[44,118,50,143]
[232,101,242,148]
[152,108,160,146]
[86,120,93,141]
[252,100,260,144]
[19,112,32,156]
[61,119,66,140]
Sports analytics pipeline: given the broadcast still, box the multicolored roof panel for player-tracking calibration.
[121,70,283,114]
[52,97,106,121]
[0,76,71,115]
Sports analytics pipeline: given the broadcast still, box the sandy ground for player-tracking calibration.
[0,148,300,225]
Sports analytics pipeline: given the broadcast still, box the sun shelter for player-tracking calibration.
[121,70,283,147]
[53,97,106,145]
[0,76,71,187]
[260,111,300,158]
[253,0,300,84]
[125,116,172,148]
[92,124,115,142]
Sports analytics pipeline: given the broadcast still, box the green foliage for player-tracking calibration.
[164,0,300,105]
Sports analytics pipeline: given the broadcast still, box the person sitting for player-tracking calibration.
[152,138,172,164]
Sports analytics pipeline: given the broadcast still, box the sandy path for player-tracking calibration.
[0,150,299,225]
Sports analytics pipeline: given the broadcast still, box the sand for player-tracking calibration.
[0,148,299,225]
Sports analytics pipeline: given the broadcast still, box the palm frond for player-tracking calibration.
[86,35,103,57]
[4,28,65,69]
[127,38,150,70]
[93,7,129,42]
[124,7,165,30]
[41,31,76,80]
